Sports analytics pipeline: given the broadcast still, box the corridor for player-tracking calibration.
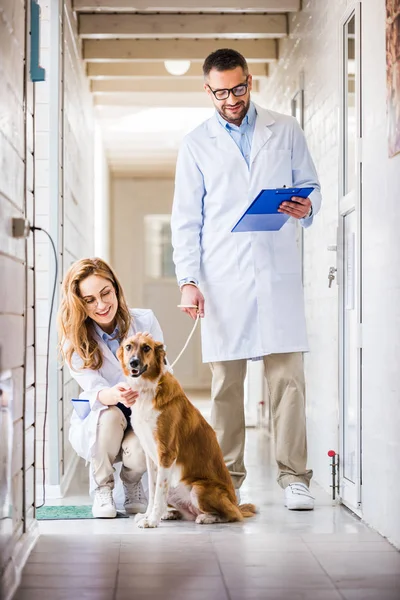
[1,0,400,599]
[14,427,400,600]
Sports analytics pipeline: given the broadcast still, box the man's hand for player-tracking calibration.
[180,285,205,320]
[278,196,312,219]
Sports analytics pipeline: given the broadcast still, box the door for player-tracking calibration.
[338,4,363,514]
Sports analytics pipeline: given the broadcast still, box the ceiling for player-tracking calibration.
[73,0,301,175]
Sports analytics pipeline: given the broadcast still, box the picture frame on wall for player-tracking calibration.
[386,0,400,157]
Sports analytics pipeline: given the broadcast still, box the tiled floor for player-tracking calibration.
[15,399,400,600]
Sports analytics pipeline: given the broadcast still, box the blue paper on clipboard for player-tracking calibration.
[71,398,91,420]
[231,187,314,232]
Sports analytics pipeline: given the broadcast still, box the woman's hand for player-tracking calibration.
[116,383,139,407]
[98,384,139,407]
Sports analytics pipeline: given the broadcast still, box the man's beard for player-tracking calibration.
[218,97,250,125]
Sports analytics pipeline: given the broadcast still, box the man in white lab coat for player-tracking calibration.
[171,49,321,510]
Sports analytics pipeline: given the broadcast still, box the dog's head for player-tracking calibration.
[117,332,166,380]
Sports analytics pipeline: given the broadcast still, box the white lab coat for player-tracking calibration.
[171,104,322,363]
[67,309,164,499]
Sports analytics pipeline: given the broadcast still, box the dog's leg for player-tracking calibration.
[135,454,157,524]
[137,465,173,528]
[193,483,243,524]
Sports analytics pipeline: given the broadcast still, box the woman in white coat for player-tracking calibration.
[58,257,165,518]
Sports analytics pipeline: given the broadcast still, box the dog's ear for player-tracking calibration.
[154,341,166,362]
[162,344,167,365]
[117,344,130,376]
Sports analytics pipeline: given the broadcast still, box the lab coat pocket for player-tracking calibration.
[200,230,240,282]
[271,229,301,276]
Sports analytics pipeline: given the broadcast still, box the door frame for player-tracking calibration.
[338,2,363,515]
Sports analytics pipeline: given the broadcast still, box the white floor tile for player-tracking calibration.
[228,590,343,600]
[14,590,114,600]
[341,590,400,600]
[15,426,398,600]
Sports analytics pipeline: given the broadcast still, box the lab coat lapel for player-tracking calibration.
[250,106,275,166]
[93,330,120,370]
[207,113,246,163]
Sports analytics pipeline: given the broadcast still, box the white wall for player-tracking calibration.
[361,0,400,549]
[61,0,97,491]
[94,122,111,262]
[35,0,100,499]
[35,0,57,497]
[261,0,400,548]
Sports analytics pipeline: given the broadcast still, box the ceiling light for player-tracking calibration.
[164,60,191,76]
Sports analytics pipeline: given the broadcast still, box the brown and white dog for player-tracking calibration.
[117,332,256,528]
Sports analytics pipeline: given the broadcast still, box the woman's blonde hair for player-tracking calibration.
[58,258,131,370]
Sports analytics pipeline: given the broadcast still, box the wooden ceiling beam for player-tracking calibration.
[73,0,300,13]
[83,38,277,62]
[87,60,269,77]
[79,13,287,39]
[91,77,260,92]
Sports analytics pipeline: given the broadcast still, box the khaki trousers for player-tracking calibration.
[91,406,146,489]
[210,352,313,490]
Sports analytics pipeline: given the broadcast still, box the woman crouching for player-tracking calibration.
[58,257,165,518]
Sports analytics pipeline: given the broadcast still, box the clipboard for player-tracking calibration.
[231,187,314,232]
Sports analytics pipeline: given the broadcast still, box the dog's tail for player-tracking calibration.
[238,503,257,518]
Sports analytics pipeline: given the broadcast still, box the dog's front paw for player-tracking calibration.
[137,515,159,529]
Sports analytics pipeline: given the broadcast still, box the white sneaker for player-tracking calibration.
[284,483,315,510]
[92,486,117,518]
[123,481,147,514]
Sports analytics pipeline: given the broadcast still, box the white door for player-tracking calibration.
[338,4,363,514]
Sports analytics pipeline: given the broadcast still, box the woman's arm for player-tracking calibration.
[69,353,137,409]
[98,385,137,407]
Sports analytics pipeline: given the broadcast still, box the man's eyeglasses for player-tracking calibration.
[207,79,249,101]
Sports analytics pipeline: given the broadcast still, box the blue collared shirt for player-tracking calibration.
[93,322,134,418]
[216,102,257,168]
[94,322,120,357]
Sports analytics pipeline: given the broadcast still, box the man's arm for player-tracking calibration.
[171,138,205,282]
[171,138,206,319]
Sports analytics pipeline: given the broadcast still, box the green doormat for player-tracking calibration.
[36,505,129,520]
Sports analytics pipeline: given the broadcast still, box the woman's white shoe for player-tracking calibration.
[92,485,117,518]
[284,483,315,510]
[123,481,147,514]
